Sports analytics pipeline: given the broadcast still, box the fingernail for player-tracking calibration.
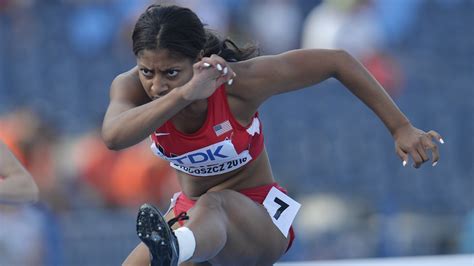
[440,138,445,144]
[227,79,233,85]
[217,64,223,71]
[203,63,211,67]
[432,161,438,167]
[402,160,407,167]
[223,67,228,75]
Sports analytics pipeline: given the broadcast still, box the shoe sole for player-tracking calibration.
[136,203,177,266]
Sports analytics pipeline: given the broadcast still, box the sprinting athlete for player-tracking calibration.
[0,140,39,204]
[102,5,443,266]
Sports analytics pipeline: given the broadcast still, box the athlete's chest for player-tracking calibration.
[149,86,264,176]
[151,111,261,176]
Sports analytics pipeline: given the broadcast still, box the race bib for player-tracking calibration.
[151,139,252,176]
[263,187,301,237]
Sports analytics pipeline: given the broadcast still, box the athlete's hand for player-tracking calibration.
[393,123,444,168]
[181,54,236,101]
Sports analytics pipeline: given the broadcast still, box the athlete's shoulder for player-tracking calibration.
[225,56,276,103]
[111,67,141,90]
[109,66,149,105]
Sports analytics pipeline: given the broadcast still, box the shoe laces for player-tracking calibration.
[167,211,189,228]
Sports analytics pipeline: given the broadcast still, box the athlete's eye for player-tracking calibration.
[166,70,179,78]
[140,68,153,77]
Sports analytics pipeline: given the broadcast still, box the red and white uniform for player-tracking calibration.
[151,85,298,251]
[150,84,264,177]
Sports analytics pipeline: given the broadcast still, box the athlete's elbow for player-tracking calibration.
[102,134,122,151]
[331,49,351,59]
[332,49,358,79]
[101,128,123,150]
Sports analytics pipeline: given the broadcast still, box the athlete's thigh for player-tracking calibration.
[195,190,289,265]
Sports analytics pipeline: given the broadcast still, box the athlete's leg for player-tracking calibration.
[122,242,149,266]
[185,190,290,265]
[128,189,292,265]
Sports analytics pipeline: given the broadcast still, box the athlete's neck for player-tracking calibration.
[179,99,207,119]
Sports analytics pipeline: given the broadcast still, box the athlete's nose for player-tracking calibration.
[151,77,170,97]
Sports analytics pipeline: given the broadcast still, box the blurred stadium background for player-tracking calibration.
[0,0,473,265]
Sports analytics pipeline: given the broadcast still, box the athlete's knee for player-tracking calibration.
[193,190,242,222]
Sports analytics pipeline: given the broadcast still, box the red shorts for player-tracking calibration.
[172,183,295,252]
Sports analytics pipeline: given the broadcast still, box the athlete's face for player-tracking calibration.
[137,49,195,100]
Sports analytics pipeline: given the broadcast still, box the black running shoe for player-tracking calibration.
[136,203,189,266]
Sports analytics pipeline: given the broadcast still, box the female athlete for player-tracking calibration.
[102,5,443,266]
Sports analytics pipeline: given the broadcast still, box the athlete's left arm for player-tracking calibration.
[233,49,443,168]
[0,141,39,203]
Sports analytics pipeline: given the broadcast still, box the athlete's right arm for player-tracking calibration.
[102,62,228,150]
[102,68,192,150]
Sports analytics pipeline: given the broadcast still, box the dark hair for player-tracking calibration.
[132,4,258,61]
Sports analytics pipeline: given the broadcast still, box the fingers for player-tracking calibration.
[421,136,440,166]
[395,145,409,167]
[398,148,426,169]
[193,61,223,81]
[193,61,213,72]
[414,144,429,168]
[397,142,430,169]
[428,130,444,144]
[406,141,438,168]
[409,149,424,168]
[199,54,236,85]
[396,129,443,169]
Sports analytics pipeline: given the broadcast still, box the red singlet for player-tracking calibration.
[150,84,264,177]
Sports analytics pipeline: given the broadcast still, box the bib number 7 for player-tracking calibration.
[273,197,289,220]
[263,187,301,237]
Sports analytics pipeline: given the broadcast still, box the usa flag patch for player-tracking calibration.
[213,120,232,136]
